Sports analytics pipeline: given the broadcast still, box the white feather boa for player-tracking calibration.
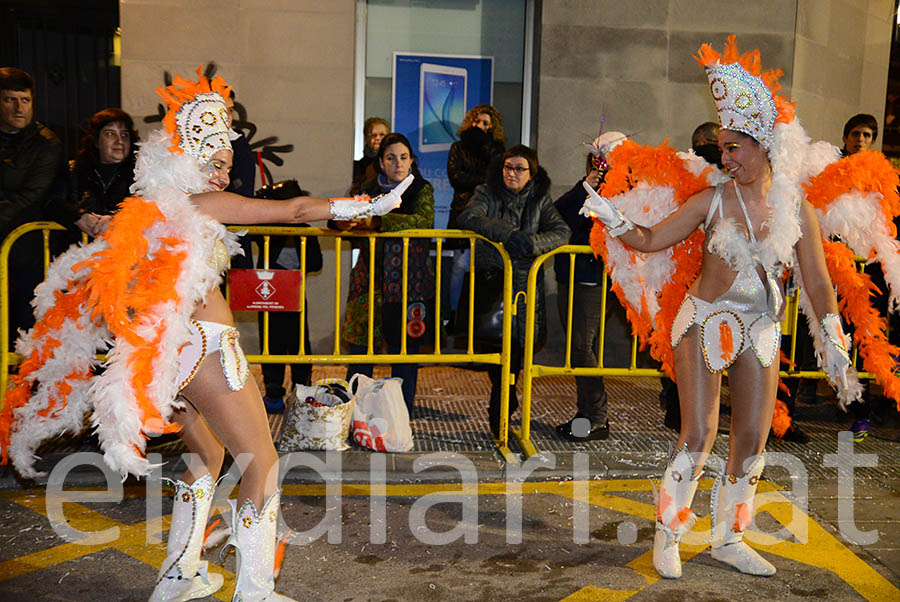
[8,130,241,479]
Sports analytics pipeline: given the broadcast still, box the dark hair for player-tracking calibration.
[843,113,878,142]
[0,67,34,93]
[375,132,423,179]
[364,116,390,137]
[377,132,414,162]
[75,108,140,167]
[503,144,538,177]
[691,121,720,149]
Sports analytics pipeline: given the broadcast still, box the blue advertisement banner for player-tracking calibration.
[392,53,494,229]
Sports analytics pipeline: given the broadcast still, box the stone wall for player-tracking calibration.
[537,0,799,198]
[537,0,895,198]
[792,0,895,147]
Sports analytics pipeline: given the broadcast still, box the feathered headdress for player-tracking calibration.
[694,35,796,148]
[156,68,232,166]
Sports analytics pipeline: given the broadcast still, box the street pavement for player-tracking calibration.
[0,368,898,601]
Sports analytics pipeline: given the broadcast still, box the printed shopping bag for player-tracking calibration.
[277,379,353,451]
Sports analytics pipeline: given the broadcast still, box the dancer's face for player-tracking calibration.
[718,129,769,185]
[204,149,232,191]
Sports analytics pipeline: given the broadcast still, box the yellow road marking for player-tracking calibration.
[1,479,897,602]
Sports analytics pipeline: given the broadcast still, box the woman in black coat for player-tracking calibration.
[68,108,139,236]
[457,144,570,437]
[446,105,506,322]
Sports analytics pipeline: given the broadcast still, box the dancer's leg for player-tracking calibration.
[673,326,722,465]
[653,325,722,579]
[709,348,779,576]
[181,354,279,510]
[171,400,225,484]
[725,350,779,475]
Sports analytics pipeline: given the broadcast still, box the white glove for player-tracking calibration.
[370,174,413,216]
[821,313,851,390]
[329,174,414,221]
[578,180,634,236]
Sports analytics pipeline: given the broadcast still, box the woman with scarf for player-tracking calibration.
[339,132,435,411]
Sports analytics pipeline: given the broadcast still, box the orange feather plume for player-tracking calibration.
[590,140,709,376]
[823,240,900,409]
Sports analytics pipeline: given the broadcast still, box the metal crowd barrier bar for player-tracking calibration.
[1,223,520,460]
[516,244,871,458]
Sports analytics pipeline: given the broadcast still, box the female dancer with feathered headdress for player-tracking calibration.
[0,69,410,601]
[583,36,900,579]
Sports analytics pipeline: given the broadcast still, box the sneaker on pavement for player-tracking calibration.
[851,419,870,443]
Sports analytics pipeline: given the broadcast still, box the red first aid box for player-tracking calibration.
[228,269,303,312]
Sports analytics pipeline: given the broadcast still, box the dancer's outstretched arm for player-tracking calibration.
[580,181,714,252]
[191,174,414,225]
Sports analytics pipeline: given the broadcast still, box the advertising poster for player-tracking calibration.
[392,53,494,229]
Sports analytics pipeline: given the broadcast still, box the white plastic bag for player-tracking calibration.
[277,379,354,451]
[349,374,413,452]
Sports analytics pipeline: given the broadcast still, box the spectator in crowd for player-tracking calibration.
[350,117,389,195]
[691,121,722,166]
[457,145,570,437]
[553,132,630,442]
[66,108,139,236]
[447,104,506,328]
[0,67,66,347]
[339,132,435,411]
[841,113,878,156]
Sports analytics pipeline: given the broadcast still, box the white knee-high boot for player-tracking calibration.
[225,490,295,602]
[652,444,700,579]
[710,454,776,576]
[149,474,224,601]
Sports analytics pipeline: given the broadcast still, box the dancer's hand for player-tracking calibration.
[370,174,413,216]
[821,313,851,389]
[579,181,634,236]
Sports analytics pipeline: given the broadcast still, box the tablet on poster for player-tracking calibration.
[393,53,493,229]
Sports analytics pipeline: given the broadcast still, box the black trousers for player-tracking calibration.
[257,305,312,398]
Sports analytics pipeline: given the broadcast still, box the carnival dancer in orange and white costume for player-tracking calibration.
[582,37,900,579]
[0,70,409,601]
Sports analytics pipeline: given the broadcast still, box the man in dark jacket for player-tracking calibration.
[0,67,66,346]
[552,132,639,441]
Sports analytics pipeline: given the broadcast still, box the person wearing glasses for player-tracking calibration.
[457,145,570,437]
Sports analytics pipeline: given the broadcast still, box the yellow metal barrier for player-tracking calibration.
[516,245,873,458]
[1,223,520,460]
